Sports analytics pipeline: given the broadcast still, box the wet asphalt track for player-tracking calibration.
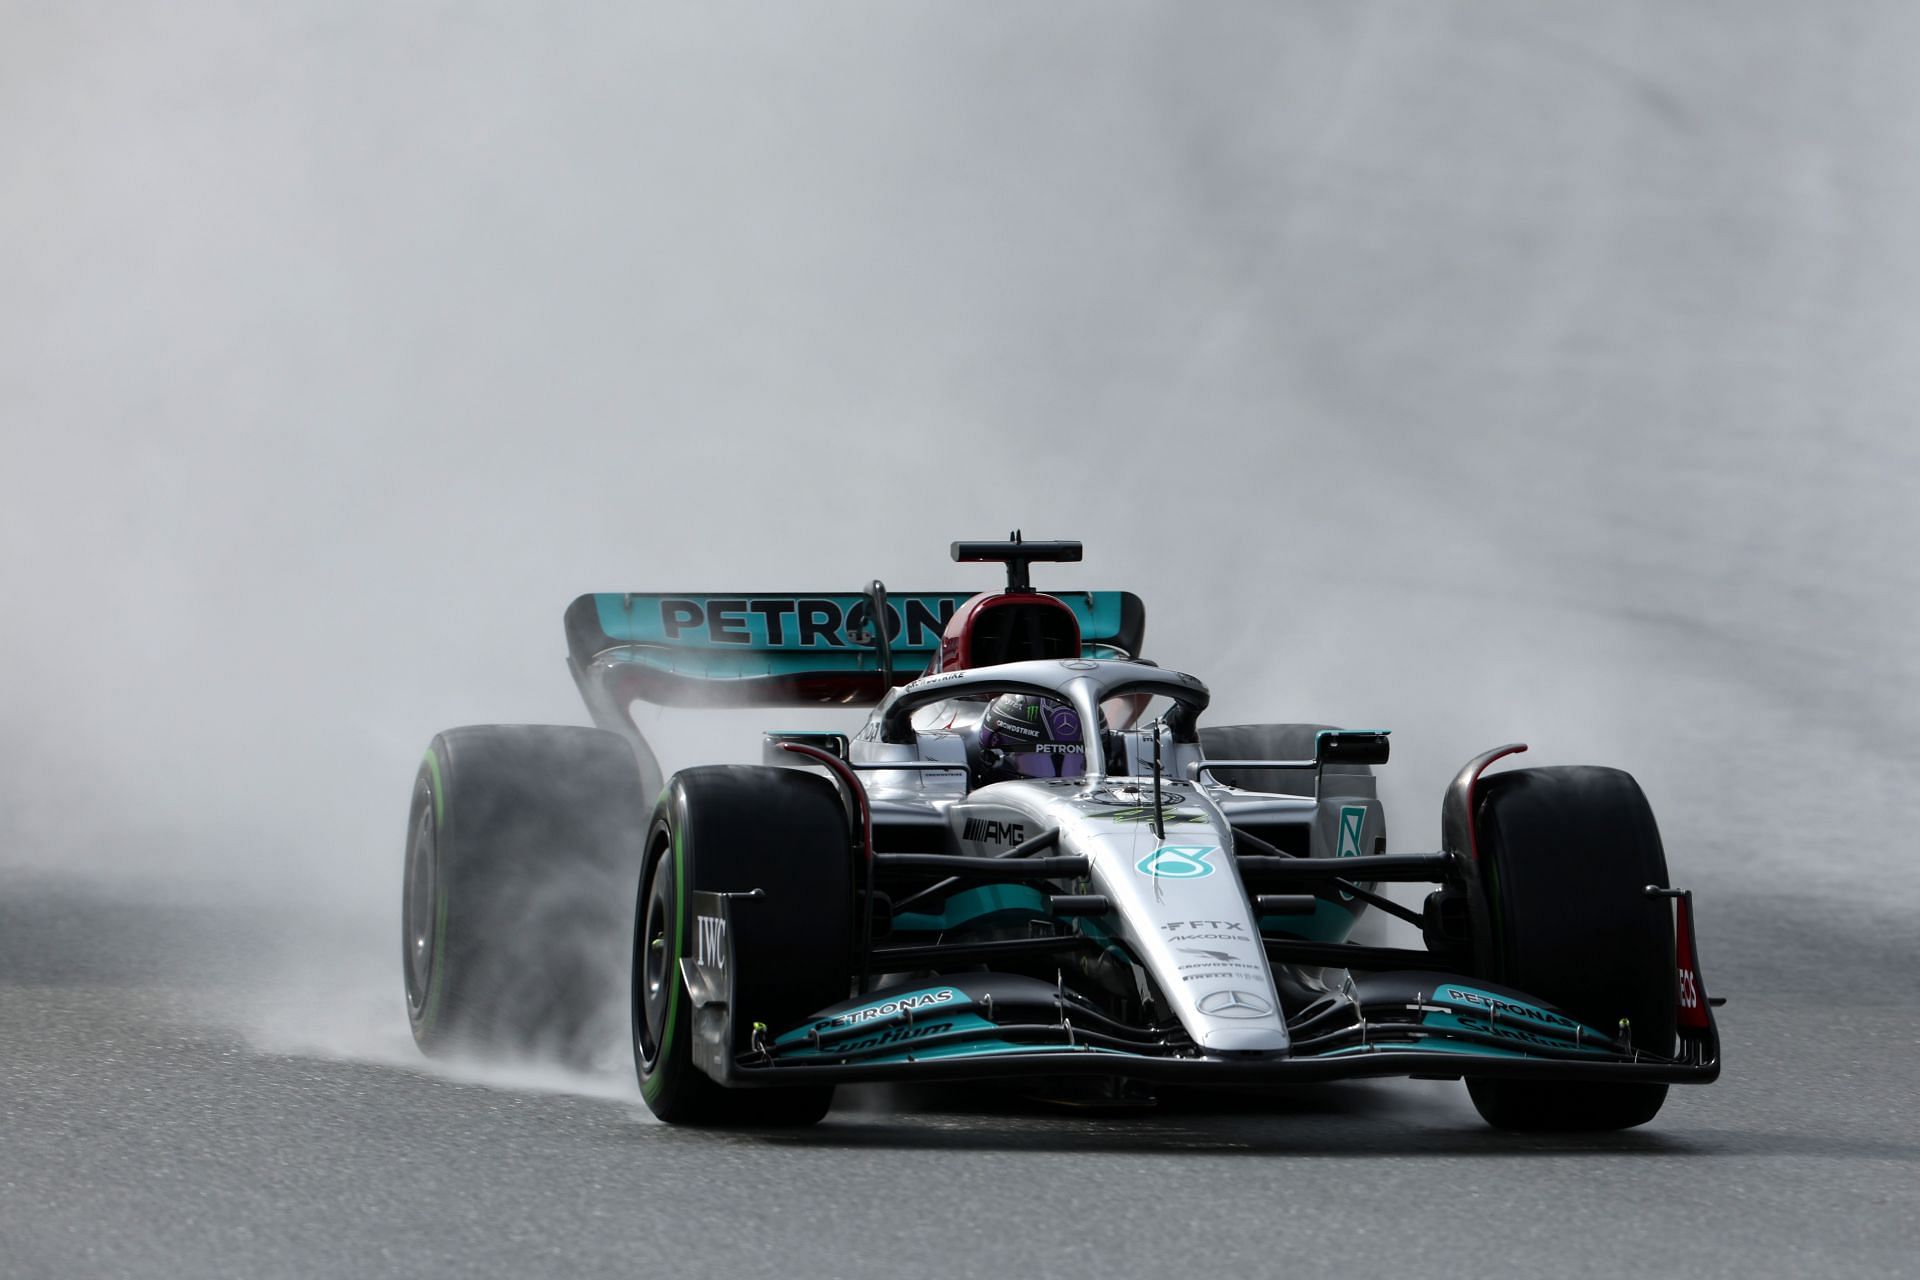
[4,873,1917,1279]
[8,4,1920,1277]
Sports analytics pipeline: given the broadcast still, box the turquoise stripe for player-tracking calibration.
[891,884,1052,934]
[856,1040,1129,1064]
[1260,897,1358,944]
[590,591,1132,656]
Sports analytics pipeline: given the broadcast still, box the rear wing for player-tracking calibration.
[565,590,1145,711]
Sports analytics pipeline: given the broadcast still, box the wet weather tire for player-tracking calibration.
[634,766,852,1127]
[403,725,649,1065]
[1465,765,1675,1131]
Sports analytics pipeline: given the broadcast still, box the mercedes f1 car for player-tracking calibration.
[401,536,1721,1130]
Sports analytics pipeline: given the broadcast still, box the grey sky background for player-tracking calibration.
[3,4,1916,925]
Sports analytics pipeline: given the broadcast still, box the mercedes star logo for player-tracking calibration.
[1197,989,1273,1019]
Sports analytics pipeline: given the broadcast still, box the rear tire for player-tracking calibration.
[403,725,649,1066]
[634,766,852,1126]
[1465,765,1675,1131]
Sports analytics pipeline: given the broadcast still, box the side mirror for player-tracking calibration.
[1315,730,1391,767]
[764,732,852,765]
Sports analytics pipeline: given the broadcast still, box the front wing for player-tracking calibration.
[680,893,1723,1090]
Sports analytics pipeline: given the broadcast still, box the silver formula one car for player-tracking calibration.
[401,536,1720,1130]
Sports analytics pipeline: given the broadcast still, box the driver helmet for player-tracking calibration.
[972,693,1087,782]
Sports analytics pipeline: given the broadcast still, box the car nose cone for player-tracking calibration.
[1198,1026,1291,1053]
[1198,989,1273,1018]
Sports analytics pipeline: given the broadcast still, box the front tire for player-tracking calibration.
[1465,765,1675,1131]
[634,766,852,1127]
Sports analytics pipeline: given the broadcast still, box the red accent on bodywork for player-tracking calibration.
[777,742,872,864]
[933,590,1082,672]
[1674,893,1710,1031]
[1464,743,1528,862]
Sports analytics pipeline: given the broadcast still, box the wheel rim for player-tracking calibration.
[403,795,437,1016]
[635,847,673,1069]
